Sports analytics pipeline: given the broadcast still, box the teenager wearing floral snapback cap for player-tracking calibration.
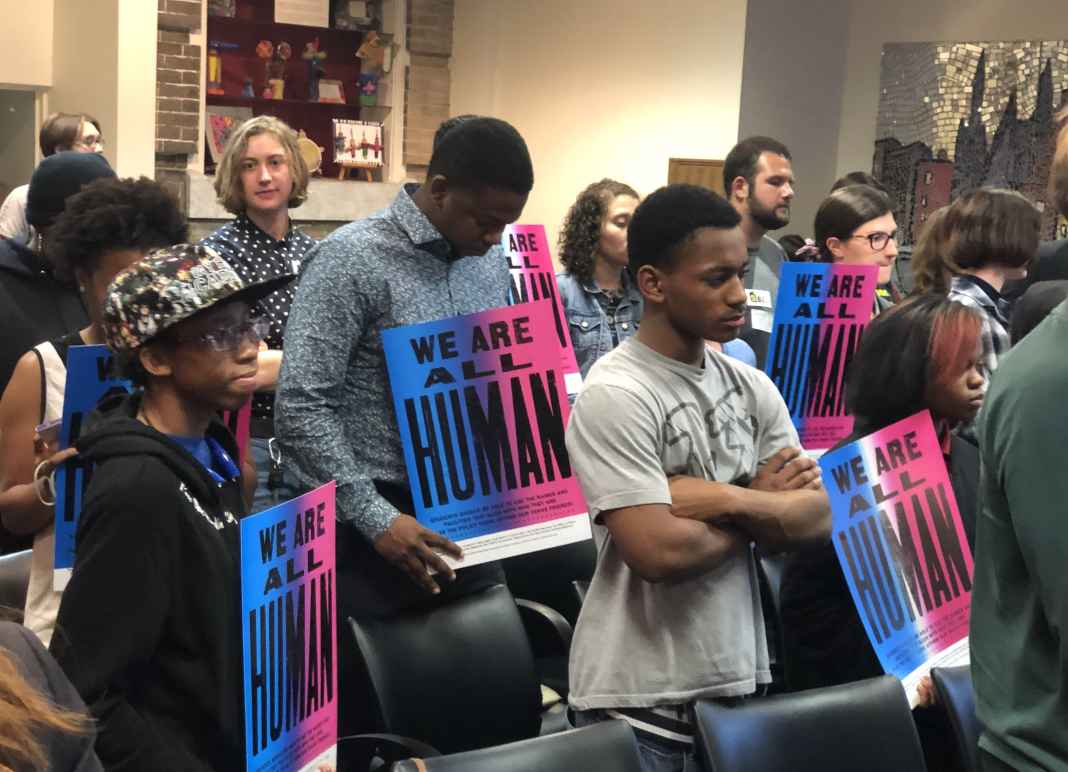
[50,243,293,771]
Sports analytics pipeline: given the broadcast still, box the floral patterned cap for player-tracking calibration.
[103,243,294,353]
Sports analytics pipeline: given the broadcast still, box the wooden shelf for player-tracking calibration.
[207,94,361,109]
[205,0,390,181]
[207,13,378,39]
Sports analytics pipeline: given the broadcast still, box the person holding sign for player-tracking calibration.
[971,109,1068,772]
[277,117,533,734]
[724,136,795,368]
[565,185,829,772]
[51,244,291,772]
[556,178,642,377]
[780,295,984,691]
[0,152,116,419]
[0,177,184,647]
[812,184,900,317]
[201,115,316,513]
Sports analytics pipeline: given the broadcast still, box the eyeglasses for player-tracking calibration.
[174,317,270,352]
[850,231,898,251]
[75,135,104,151]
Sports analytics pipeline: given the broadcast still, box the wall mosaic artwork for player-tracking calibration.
[875,40,1068,245]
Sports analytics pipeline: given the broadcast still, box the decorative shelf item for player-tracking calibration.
[206,0,374,179]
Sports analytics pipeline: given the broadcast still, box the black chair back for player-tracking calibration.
[348,583,542,754]
[0,550,32,611]
[931,666,981,772]
[695,675,927,772]
[756,551,788,691]
[502,540,596,624]
[390,720,642,772]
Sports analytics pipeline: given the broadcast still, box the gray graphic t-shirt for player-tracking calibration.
[566,337,798,709]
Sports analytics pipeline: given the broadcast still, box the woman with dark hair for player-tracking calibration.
[813,184,900,313]
[780,294,985,694]
[556,179,641,377]
[912,188,1041,379]
[0,177,187,646]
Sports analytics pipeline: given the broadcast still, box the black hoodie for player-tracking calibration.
[51,394,247,772]
[0,237,86,392]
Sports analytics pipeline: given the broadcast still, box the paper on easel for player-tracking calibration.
[275,0,328,27]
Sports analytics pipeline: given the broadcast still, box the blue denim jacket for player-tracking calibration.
[556,271,643,378]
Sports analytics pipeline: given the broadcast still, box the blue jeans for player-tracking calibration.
[249,437,302,513]
[573,709,701,772]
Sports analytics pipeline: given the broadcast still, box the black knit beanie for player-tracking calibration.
[25,151,116,229]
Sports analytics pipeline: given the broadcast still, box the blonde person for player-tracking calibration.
[0,113,104,246]
[0,619,101,771]
[201,115,314,511]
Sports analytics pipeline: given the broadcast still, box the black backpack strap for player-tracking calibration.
[31,347,46,425]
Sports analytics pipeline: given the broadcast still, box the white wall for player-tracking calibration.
[0,1,53,89]
[51,0,120,168]
[115,0,158,179]
[451,0,749,258]
[738,0,850,239]
[835,0,1068,178]
[51,0,156,179]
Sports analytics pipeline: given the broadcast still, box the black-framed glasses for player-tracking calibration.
[850,231,898,251]
[174,317,270,352]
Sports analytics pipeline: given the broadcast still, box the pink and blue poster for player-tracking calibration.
[503,224,582,395]
[764,263,878,450]
[382,300,592,568]
[240,481,337,772]
[821,410,973,706]
[222,398,252,466]
[53,345,132,590]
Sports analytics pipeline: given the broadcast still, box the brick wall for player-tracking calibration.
[404,0,454,171]
[156,0,203,213]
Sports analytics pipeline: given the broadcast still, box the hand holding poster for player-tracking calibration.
[54,345,132,590]
[820,411,973,706]
[382,301,592,568]
[241,481,337,772]
[503,224,582,395]
[764,263,878,449]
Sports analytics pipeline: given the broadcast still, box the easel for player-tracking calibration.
[338,162,375,182]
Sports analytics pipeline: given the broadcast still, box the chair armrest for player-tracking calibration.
[515,597,573,649]
[572,579,589,608]
[337,733,440,771]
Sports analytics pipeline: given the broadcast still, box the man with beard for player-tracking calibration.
[724,137,795,367]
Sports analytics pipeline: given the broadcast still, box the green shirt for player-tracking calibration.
[972,300,1068,771]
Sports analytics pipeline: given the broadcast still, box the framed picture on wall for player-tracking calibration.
[205,106,253,164]
[332,119,383,168]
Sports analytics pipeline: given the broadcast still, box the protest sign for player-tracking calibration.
[53,345,131,590]
[821,411,973,705]
[503,224,582,395]
[223,398,252,465]
[382,301,591,567]
[241,482,337,772]
[765,263,878,450]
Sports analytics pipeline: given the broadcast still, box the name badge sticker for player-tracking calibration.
[747,289,774,332]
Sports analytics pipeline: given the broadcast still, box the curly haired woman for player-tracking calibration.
[556,179,641,377]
